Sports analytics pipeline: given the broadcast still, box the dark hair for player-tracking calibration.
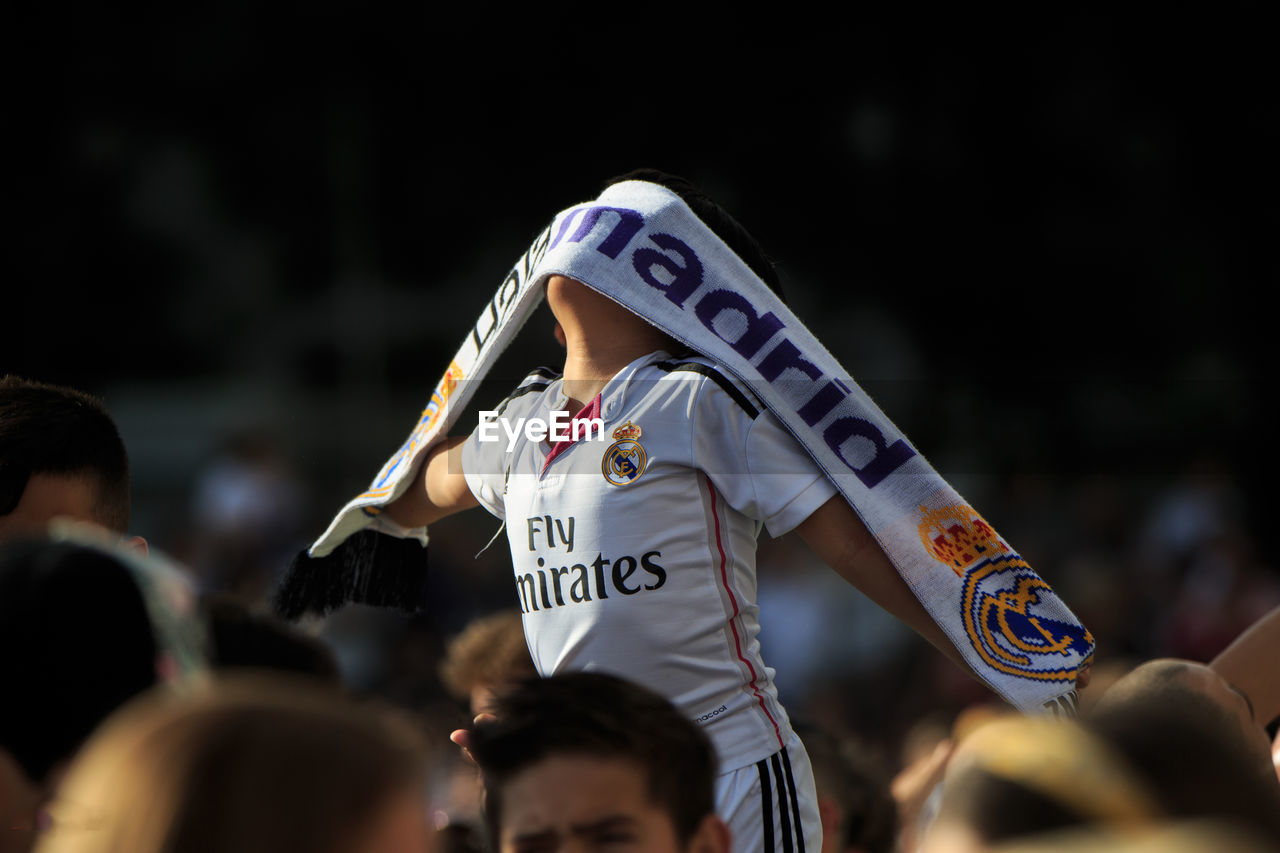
[439,610,534,703]
[469,672,718,846]
[0,376,130,532]
[203,595,340,682]
[795,724,898,853]
[605,169,786,302]
[1088,661,1280,840]
[934,716,1159,846]
[0,539,158,783]
[943,769,1095,843]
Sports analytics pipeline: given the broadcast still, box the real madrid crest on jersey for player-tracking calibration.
[602,421,647,486]
[918,504,1094,683]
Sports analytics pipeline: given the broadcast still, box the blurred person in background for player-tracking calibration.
[0,377,143,551]
[984,822,1276,853]
[794,724,897,853]
[1083,605,1280,841]
[202,593,341,682]
[37,677,434,853]
[1208,605,1280,750]
[1088,658,1280,842]
[920,715,1158,853]
[189,430,305,602]
[424,610,536,846]
[468,671,730,853]
[892,608,1280,850]
[0,534,203,853]
[438,610,535,718]
[891,705,1007,853]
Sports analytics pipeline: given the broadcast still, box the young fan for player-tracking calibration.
[279,170,1094,851]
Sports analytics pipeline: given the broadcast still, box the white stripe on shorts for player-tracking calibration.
[715,732,821,853]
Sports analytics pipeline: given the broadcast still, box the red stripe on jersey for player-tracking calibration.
[542,394,602,473]
[706,473,783,749]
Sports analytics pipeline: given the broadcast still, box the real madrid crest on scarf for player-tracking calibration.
[602,421,647,486]
[917,504,1094,683]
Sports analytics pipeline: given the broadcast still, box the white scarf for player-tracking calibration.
[281,180,1093,713]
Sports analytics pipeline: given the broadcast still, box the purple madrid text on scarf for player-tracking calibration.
[552,203,916,489]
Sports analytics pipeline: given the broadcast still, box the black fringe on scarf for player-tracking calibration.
[272,530,429,621]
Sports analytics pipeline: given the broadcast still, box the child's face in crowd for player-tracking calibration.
[497,754,722,853]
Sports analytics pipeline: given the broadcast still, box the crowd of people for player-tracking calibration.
[2,384,1279,850]
[3,171,1279,853]
[1,479,1277,852]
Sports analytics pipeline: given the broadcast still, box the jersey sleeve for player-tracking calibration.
[690,369,837,538]
[461,424,507,519]
[461,369,558,520]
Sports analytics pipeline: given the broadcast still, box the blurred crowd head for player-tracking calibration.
[0,377,131,542]
[37,678,432,853]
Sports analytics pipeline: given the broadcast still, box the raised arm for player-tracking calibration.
[1211,606,1280,727]
[794,494,1091,693]
[383,436,478,528]
[794,495,973,674]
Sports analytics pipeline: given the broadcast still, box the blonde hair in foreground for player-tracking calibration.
[37,677,428,853]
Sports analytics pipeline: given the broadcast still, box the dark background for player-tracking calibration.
[6,7,1277,737]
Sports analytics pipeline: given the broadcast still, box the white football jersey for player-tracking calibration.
[462,351,836,771]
